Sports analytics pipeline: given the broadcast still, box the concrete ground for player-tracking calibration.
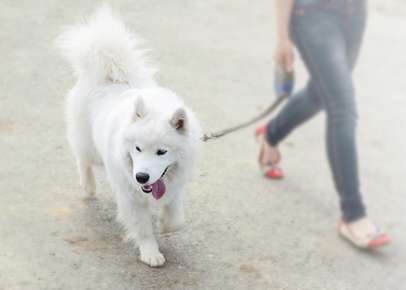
[1,1,405,289]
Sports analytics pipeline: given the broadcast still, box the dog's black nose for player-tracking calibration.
[136,172,150,184]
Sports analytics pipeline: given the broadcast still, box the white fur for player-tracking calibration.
[57,5,200,267]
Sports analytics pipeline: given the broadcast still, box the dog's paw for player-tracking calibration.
[139,248,166,267]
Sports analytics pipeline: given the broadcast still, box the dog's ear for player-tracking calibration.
[132,97,146,121]
[170,108,187,133]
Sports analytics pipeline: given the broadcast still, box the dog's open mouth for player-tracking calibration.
[141,166,170,200]
[141,179,166,200]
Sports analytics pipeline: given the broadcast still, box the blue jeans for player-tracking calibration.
[267,0,367,222]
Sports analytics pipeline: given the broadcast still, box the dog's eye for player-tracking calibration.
[136,146,142,152]
[156,149,167,156]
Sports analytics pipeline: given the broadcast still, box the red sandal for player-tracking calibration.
[256,125,284,180]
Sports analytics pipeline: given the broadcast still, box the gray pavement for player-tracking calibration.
[1,1,405,289]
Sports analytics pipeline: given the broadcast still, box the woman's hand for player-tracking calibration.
[274,37,295,72]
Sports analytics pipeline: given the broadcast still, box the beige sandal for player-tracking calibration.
[338,219,390,250]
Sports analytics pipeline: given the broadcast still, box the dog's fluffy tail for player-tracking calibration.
[56,5,155,86]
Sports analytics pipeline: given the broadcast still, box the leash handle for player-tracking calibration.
[274,65,295,99]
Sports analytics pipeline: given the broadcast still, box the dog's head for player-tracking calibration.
[122,96,193,200]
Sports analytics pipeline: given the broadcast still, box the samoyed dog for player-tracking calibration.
[57,6,200,267]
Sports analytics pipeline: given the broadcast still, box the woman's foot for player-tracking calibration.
[338,217,390,250]
[256,125,283,179]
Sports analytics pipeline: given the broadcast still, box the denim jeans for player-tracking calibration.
[266,0,368,222]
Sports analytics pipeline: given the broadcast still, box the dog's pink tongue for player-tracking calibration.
[151,179,166,200]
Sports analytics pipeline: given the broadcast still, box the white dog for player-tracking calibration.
[57,5,200,267]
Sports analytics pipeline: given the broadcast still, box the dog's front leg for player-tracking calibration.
[160,194,186,234]
[116,193,165,267]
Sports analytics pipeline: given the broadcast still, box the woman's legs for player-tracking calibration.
[265,1,367,222]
